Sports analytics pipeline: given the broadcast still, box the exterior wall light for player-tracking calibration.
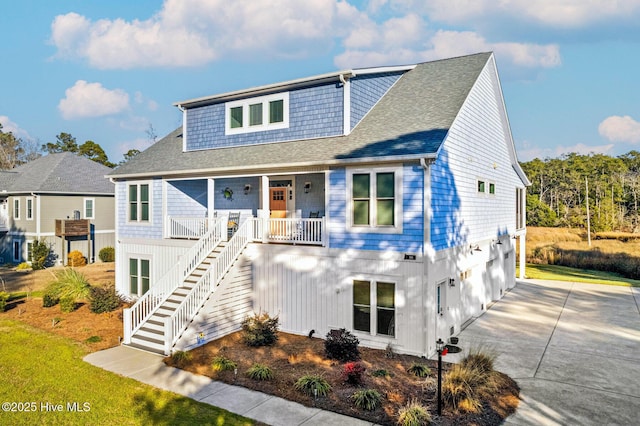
[304,182,311,193]
[244,184,251,195]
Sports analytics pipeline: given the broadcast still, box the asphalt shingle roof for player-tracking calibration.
[111,52,492,178]
[0,152,114,194]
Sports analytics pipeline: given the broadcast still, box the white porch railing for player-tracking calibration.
[166,218,254,352]
[167,216,209,239]
[123,216,226,344]
[252,217,325,246]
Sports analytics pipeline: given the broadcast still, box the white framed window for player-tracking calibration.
[12,239,21,262]
[26,197,33,220]
[353,279,396,338]
[128,182,151,223]
[225,92,289,135]
[27,241,33,262]
[437,280,446,316]
[84,198,95,219]
[129,257,151,297]
[13,198,20,220]
[477,180,486,193]
[346,167,403,233]
[488,182,496,195]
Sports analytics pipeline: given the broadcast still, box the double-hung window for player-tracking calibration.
[353,279,396,338]
[26,197,33,220]
[226,93,289,134]
[348,168,402,233]
[129,257,150,296]
[13,198,20,220]
[84,198,95,219]
[128,183,150,223]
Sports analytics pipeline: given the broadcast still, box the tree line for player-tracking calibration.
[521,151,640,232]
[0,124,141,170]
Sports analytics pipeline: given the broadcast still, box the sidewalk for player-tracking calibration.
[84,345,375,426]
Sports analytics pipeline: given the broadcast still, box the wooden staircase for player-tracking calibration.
[128,243,227,354]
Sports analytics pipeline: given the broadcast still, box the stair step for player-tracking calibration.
[131,333,164,347]
[125,342,166,355]
[137,327,164,341]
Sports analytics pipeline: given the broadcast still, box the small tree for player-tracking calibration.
[31,239,52,270]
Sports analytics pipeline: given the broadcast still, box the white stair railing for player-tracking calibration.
[166,218,255,352]
[123,216,225,343]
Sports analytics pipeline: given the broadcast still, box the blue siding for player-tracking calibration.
[294,173,325,217]
[430,148,465,251]
[214,177,260,214]
[167,180,207,217]
[328,165,423,253]
[350,72,403,130]
[117,179,163,239]
[186,83,343,151]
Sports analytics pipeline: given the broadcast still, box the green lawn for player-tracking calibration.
[0,319,254,425]
[524,263,640,287]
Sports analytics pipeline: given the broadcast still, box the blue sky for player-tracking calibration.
[1,0,639,164]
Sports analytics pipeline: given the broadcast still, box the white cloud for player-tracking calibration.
[598,115,640,144]
[58,80,130,119]
[335,29,560,70]
[517,141,615,161]
[392,0,640,28]
[0,116,33,140]
[50,0,364,69]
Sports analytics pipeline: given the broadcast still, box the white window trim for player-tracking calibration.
[26,197,33,220]
[351,276,398,339]
[225,92,289,135]
[477,179,486,195]
[127,181,152,224]
[128,255,152,297]
[84,198,95,219]
[13,198,20,220]
[12,238,21,262]
[346,167,403,234]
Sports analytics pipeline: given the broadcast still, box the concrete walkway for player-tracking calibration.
[84,345,374,426]
[448,279,640,426]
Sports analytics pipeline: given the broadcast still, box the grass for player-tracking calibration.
[0,319,254,425]
[525,263,640,287]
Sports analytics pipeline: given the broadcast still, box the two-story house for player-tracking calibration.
[0,152,115,265]
[111,52,529,357]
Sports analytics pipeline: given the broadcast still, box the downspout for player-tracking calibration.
[419,158,432,356]
[31,193,40,247]
[340,73,352,136]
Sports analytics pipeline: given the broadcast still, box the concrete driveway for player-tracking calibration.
[449,279,640,425]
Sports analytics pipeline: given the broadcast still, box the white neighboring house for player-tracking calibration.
[0,152,115,265]
[110,52,529,356]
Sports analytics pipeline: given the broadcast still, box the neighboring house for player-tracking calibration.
[0,152,115,265]
[111,52,529,357]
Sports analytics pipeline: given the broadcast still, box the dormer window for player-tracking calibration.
[226,93,289,135]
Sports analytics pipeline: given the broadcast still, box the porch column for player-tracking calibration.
[208,178,215,225]
[261,175,269,243]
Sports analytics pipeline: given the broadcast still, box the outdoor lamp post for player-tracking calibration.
[436,338,447,416]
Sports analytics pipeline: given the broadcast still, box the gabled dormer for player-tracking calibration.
[175,65,415,153]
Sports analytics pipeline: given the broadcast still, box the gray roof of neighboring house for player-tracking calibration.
[0,152,114,195]
[110,52,493,178]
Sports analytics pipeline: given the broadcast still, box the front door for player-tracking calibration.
[269,188,287,214]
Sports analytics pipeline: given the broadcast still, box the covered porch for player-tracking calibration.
[164,172,326,246]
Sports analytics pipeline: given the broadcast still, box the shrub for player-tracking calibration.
[442,362,496,413]
[324,328,360,362]
[99,246,115,262]
[85,335,102,343]
[0,291,8,312]
[461,348,496,375]
[42,292,59,308]
[241,312,279,347]
[89,285,122,313]
[31,239,52,270]
[372,369,393,378]
[15,262,31,270]
[67,250,87,267]
[352,389,382,411]
[294,374,331,397]
[45,268,91,301]
[246,363,274,381]
[341,361,366,385]
[407,363,431,378]
[211,356,237,372]
[171,351,192,367]
[397,400,431,426]
[59,295,77,313]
